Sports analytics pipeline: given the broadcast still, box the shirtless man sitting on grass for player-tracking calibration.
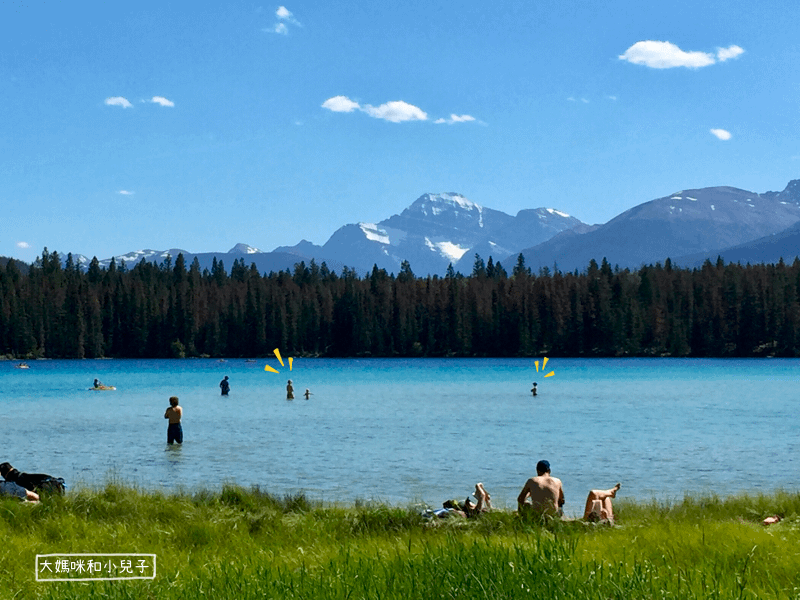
[517,460,565,516]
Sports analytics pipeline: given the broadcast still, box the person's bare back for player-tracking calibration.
[164,404,182,424]
[518,460,564,515]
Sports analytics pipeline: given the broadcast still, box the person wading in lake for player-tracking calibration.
[219,375,230,396]
[286,380,294,400]
[164,396,183,445]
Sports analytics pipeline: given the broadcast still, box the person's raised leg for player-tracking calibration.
[474,483,492,512]
[584,483,621,521]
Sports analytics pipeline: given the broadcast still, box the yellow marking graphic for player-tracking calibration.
[534,357,555,379]
[265,348,295,374]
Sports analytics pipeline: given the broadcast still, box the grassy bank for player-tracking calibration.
[2,485,800,599]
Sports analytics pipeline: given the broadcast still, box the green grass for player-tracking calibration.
[2,485,800,599]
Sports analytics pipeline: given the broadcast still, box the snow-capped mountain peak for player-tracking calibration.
[407,192,483,220]
[229,243,261,254]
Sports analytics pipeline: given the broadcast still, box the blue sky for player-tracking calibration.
[1,0,798,263]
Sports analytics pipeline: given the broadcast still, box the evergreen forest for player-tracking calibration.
[1,248,800,359]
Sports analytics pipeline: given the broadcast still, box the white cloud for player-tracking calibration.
[323,96,480,124]
[105,96,133,108]
[619,41,717,69]
[16,242,30,249]
[434,114,477,125]
[276,6,298,23]
[606,95,617,101]
[266,5,300,34]
[717,45,745,62]
[118,190,135,195]
[151,96,175,107]
[362,101,428,123]
[710,128,732,140]
[322,95,361,113]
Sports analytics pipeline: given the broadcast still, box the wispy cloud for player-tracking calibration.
[16,242,30,249]
[105,96,133,108]
[619,41,744,69]
[265,5,300,35]
[567,97,590,104]
[716,45,745,62]
[434,114,477,125]
[118,190,135,195]
[710,128,732,140]
[323,96,481,125]
[150,96,175,107]
[322,96,428,123]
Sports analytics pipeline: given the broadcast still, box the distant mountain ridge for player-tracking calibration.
[507,180,800,273]
[80,192,582,276]
[45,178,800,276]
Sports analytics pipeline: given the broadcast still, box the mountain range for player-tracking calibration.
[70,179,800,276]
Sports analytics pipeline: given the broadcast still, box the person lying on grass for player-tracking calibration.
[0,480,39,503]
[463,483,492,518]
[583,483,621,523]
[439,483,493,518]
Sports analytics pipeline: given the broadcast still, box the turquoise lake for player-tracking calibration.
[1,358,797,516]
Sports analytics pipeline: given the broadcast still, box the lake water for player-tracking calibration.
[1,358,798,516]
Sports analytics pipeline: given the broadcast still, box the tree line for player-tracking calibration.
[1,248,800,359]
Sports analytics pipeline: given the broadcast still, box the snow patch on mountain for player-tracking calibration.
[424,238,469,262]
[116,249,182,264]
[359,223,390,244]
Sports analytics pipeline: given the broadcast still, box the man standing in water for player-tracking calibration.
[517,460,564,516]
[164,396,183,445]
[219,375,230,396]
